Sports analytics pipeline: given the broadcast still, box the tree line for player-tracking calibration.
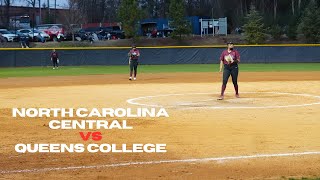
[67,0,315,27]
[1,0,320,43]
[70,0,320,42]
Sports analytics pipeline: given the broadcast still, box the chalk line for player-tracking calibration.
[1,151,320,174]
[126,92,320,109]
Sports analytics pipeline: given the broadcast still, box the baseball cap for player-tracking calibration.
[227,42,234,45]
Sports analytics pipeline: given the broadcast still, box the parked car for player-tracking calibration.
[77,28,99,41]
[106,26,125,39]
[8,30,23,42]
[79,26,125,40]
[17,29,50,41]
[14,31,30,47]
[0,29,18,42]
[110,30,125,39]
[64,24,82,41]
[9,30,16,34]
[33,29,50,42]
[36,24,65,41]
[15,31,30,41]
[64,32,82,41]
[157,29,173,38]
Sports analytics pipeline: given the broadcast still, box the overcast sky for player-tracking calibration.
[11,0,68,9]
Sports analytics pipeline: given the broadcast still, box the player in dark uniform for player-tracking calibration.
[50,49,59,69]
[218,42,240,100]
[128,45,140,80]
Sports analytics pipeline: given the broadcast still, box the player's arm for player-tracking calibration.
[128,51,131,64]
[50,53,53,61]
[128,51,132,60]
[219,52,224,72]
[235,51,240,63]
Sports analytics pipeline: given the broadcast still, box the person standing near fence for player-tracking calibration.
[128,45,140,81]
[51,49,59,69]
[19,34,29,48]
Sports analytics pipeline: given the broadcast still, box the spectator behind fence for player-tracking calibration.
[93,32,98,42]
[97,30,105,40]
[88,33,94,43]
[151,28,157,38]
[37,33,45,43]
[19,34,29,48]
[0,33,6,43]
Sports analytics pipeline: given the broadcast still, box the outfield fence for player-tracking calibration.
[0,45,320,67]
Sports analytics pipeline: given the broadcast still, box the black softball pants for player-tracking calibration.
[130,60,138,77]
[223,64,239,86]
[52,59,58,68]
[220,64,239,96]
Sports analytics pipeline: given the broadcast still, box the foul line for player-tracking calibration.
[126,92,320,109]
[1,151,320,174]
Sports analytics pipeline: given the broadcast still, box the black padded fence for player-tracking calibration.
[0,45,320,67]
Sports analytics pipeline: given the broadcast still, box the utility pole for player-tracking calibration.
[0,0,2,26]
[211,7,214,19]
[47,0,50,15]
[54,0,56,23]
[39,0,41,24]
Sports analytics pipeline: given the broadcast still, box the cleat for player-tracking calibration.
[53,67,55,69]
[133,77,136,81]
[235,94,240,98]
[217,95,224,100]
[129,77,132,80]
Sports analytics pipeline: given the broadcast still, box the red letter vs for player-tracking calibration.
[79,132,102,141]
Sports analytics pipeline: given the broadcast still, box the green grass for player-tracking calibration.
[289,178,320,180]
[0,63,319,78]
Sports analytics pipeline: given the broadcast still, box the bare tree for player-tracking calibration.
[291,0,295,15]
[24,0,36,7]
[56,0,317,34]
[273,0,277,20]
[240,0,244,16]
[104,0,120,21]
[23,0,37,28]
[61,0,84,41]
[4,0,14,27]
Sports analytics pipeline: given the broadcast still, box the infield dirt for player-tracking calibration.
[0,72,320,180]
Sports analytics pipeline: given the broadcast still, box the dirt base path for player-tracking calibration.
[0,71,319,89]
[0,72,320,179]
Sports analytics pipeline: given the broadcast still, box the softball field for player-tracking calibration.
[0,66,320,179]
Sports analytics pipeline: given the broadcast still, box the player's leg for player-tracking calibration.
[52,60,57,69]
[218,65,231,100]
[231,65,239,97]
[129,60,133,80]
[21,41,26,48]
[133,61,138,80]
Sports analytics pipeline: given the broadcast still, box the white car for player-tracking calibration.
[0,29,18,42]
[17,29,50,41]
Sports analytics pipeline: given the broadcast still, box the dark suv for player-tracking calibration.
[78,26,125,40]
